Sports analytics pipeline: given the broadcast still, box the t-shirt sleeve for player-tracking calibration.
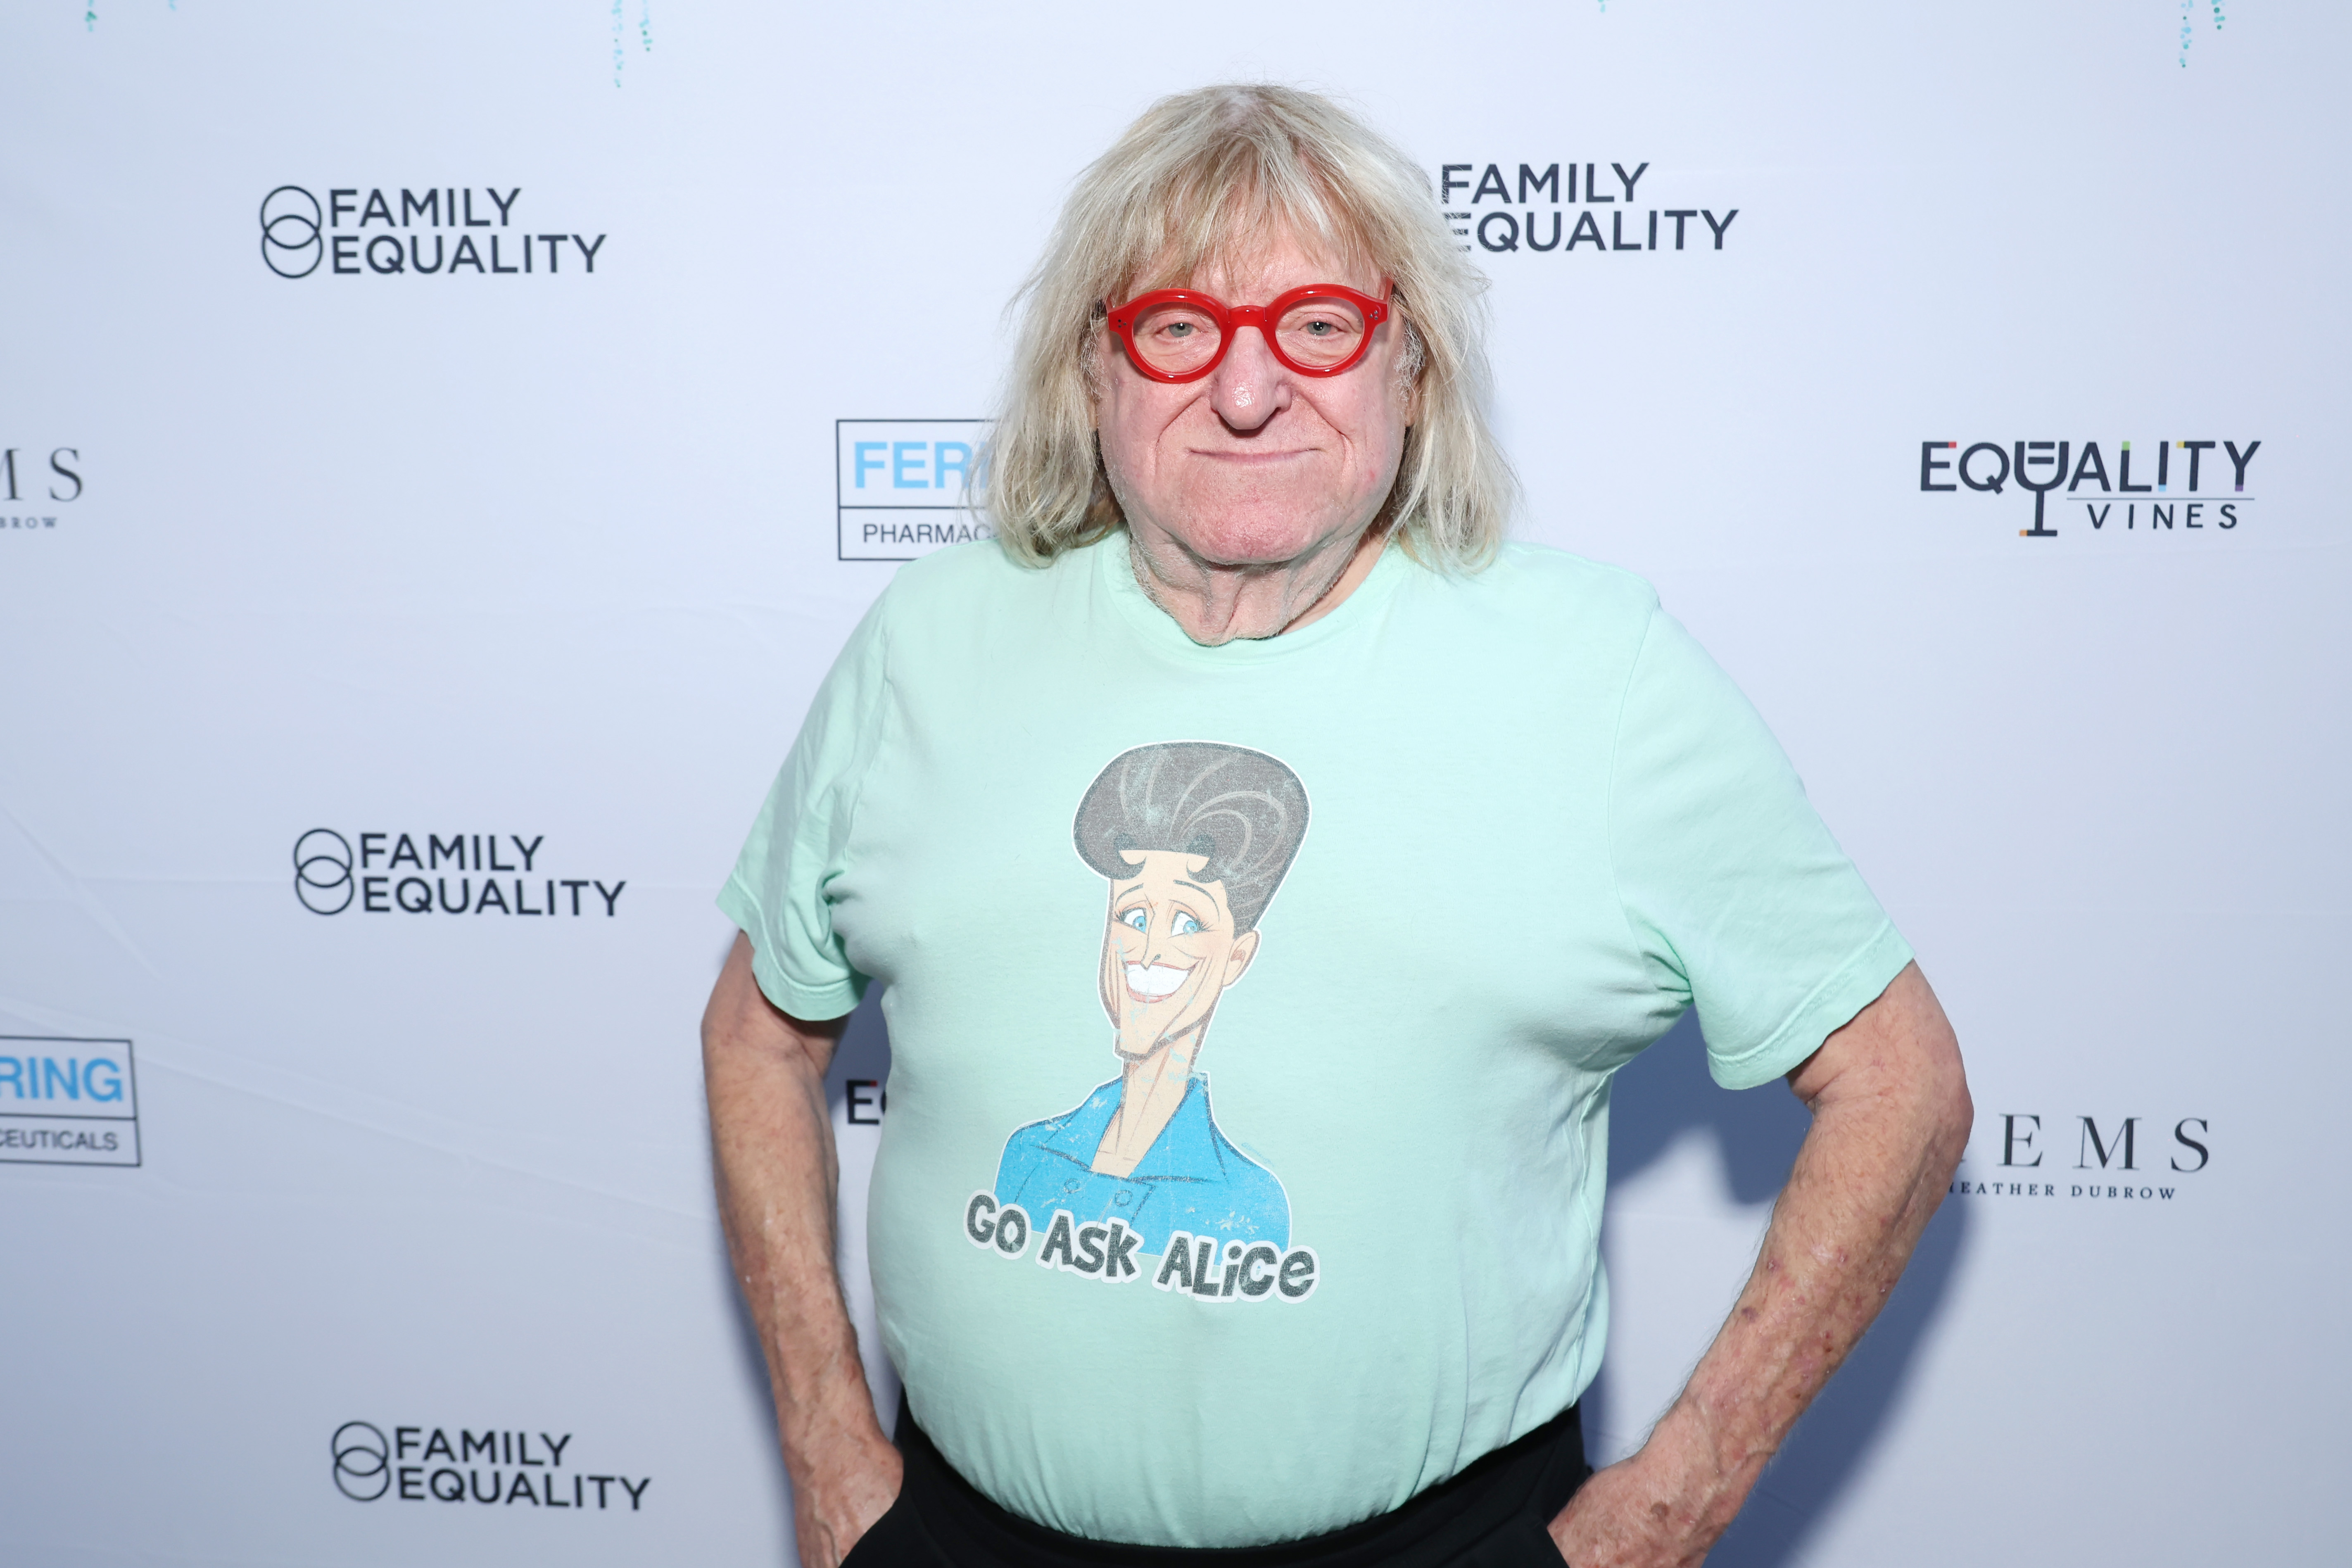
[1608,603,1913,1089]
[715,592,893,1021]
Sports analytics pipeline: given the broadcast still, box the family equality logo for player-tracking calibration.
[259,186,608,279]
[1919,437,2261,537]
[2,444,83,533]
[292,829,626,918]
[1435,161,1738,256]
[330,1421,650,1511]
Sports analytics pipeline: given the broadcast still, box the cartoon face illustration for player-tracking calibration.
[990,742,1308,1253]
[1098,848,1260,1072]
[1074,742,1307,1095]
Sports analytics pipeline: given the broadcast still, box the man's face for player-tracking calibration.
[1093,231,1414,575]
[1098,849,1261,1064]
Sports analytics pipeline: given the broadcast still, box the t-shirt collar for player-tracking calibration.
[1092,529,1408,666]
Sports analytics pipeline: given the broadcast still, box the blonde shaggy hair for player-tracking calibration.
[978,83,1516,570]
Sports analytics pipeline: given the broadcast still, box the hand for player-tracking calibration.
[792,1436,904,1568]
[1544,964,1970,1567]
[1544,1447,1722,1568]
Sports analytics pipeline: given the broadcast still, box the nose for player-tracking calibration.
[1207,321,1291,430]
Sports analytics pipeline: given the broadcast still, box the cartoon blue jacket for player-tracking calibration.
[993,1073,1288,1252]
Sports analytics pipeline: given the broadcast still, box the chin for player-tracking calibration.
[1168,507,1349,566]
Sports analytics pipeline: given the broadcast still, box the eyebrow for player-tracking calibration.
[1174,879,1226,910]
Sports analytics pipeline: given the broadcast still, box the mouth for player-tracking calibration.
[1188,448,1313,465]
[1124,963,1190,1002]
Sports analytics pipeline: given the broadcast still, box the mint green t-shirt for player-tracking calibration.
[719,534,1910,1547]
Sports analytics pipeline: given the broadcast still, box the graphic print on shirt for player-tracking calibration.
[960,741,1321,1304]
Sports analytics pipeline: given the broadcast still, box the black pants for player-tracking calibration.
[843,1393,1588,1568]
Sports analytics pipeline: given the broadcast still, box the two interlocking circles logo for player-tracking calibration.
[332,1421,390,1501]
[260,186,323,278]
[294,828,353,915]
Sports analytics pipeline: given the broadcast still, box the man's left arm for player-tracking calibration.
[1549,960,1972,1567]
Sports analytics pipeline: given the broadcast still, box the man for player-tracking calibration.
[705,83,1970,1568]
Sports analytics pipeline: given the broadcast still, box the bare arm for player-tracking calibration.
[1549,961,1972,1567]
[703,931,901,1568]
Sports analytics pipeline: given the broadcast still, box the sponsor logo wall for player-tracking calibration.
[1,5,2342,1568]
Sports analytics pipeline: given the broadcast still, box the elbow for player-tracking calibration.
[1928,1043,1973,1180]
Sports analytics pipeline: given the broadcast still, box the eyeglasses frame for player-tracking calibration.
[1104,282,1394,384]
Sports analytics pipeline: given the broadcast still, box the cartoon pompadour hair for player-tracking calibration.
[1072,742,1310,932]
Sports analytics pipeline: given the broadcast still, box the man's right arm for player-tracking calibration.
[703,931,901,1568]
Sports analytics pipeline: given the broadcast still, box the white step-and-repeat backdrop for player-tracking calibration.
[3,3,2343,1564]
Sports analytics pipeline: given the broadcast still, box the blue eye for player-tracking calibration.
[1122,909,1147,931]
[1171,911,1201,936]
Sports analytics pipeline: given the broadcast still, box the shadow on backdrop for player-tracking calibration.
[1584,1010,1971,1568]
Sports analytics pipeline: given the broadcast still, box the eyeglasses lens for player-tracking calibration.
[1273,297,1368,368]
[1127,301,1224,376]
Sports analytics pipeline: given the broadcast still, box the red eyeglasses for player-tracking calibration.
[1105,282,1392,383]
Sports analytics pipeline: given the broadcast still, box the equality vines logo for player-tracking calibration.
[1435,161,1738,257]
[292,829,626,919]
[259,186,607,280]
[330,1421,650,1512]
[1920,437,2260,538]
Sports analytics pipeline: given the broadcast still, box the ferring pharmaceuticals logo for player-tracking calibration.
[261,186,324,278]
[333,1422,391,1501]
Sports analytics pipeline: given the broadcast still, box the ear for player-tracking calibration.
[1221,929,1262,987]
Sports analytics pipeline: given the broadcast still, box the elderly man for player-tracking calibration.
[705,83,1970,1568]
